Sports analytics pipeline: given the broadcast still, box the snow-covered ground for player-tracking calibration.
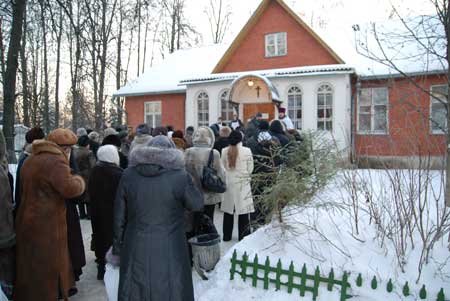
[194,170,450,301]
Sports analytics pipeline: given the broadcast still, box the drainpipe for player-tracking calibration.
[352,77,361,165]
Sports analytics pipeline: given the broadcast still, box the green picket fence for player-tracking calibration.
[229,250,352,301]
[229,250,447,301]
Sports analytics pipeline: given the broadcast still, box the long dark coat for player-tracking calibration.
[113,145,203,301]
[72,146,96,203]
[14,140,85,301]
[88,162,123,261]
[66,152,86,280]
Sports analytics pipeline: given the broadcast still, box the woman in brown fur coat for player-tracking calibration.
[14,129,85,301]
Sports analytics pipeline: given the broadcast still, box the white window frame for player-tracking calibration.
[287,85,302,130]
[144,101,162,128]
[197,91,209,127]
[430,84,448,135]
[219,89,233,124]
[265,32,287,58]
[357,87,389,135]
[317,83,333,131]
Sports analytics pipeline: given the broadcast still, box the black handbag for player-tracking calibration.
[201,149,226,193]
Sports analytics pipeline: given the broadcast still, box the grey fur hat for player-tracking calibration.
[76,127,88,137]
[148,135,176,149]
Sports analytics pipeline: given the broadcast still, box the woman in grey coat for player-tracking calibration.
[185,126,226,223]
[113,136,203,301]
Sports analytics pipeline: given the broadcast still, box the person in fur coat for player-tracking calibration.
[14,129,85,301]
[113,136,203,301]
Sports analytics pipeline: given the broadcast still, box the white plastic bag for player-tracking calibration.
[0,286,7,301]
[104,263,119,301]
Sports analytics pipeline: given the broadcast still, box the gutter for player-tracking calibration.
[113,88,186,98]
[359,69,447,80]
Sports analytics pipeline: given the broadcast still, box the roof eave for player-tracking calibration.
[113,88,186,98]
[359,69,447,80]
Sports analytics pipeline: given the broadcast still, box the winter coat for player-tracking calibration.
[269,120,290,147]
[89,161,123,262]
[66,152,86,280]
[14,140,85,301]
[214,137,230,155]
[129,134,152,152]
[0,130,14,286]
[251,139,282,197]
[185,126,226,206]
[113,145,203,301]
[72,146,96,203]
[14,144,32,216]
[220,143,255,215]
[245,117,260,140]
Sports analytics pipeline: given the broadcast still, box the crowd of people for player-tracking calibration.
[0,108,303,301]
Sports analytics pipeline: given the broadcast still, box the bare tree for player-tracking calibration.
[2,0,27,161]
[354,2,450,208]
[204,0,232,44]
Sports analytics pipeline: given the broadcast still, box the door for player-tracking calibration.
[243,103,275,124]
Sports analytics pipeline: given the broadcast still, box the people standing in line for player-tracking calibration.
[88,145,123,280]
[113,136,203,301]
[14,129,85,301]
[14,126,45,217]
[88,131,101,158]
[0,130,15,299]
[213,126,232,155]
[220,130,254,241]
[118,130,131,157]
[184,126,195,148]
[129,123,153,152]
[269,119,290,147]
[185,126,226,222]
[172,130,187,151]
[278,107,294,130]
[72,135,96,219]
[102,133,128,169]
[251,121,282,226]
[152,126,168,136]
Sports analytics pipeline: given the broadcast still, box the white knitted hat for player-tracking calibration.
[97,145,120,167]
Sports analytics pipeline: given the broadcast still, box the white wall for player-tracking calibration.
[185,73,352,154]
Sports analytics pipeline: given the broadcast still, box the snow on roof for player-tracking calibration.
[180,64,354,85]
[113,44,229,97]
[115,16,447,97]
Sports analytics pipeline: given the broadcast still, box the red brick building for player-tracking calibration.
[115,0,447,167]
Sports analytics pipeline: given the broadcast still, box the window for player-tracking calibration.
[220,90,233,124]
[265,32,287,57]
[144,101,161,128]
[430,85,448,134]
[197,92,209,127]
[317,84,333,131]
[358,87,388,134]
[287,86,302,130]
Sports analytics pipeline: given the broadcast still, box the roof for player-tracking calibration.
[180,64,354,85]
[113,44,229,97]
[211,0,344,73]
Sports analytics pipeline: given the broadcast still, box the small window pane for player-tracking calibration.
[155,115,161,127]
[431,102,446,131]
[326,121,333,131]
[318,94,325,106]
[374,106,387,131]
[359,114,371,131]
[360,89,371,106]
[373,88,388,105]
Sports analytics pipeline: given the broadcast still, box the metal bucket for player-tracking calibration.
[188,233,221,280]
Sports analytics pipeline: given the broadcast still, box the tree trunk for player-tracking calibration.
[39,0,50,133]
[54,7,63,128]
[20,8,30,127]
[446,0,450,208]
[2,0,27,162]
[116,0,123,125]
[137,0,141,77]
[0,18,6,83]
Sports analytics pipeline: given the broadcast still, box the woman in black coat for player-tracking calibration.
[88,145,123,280]
[113,136,203,301]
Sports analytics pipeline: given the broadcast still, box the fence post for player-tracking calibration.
[437,288,445,301]
[386,279,393,293]
[340,272,350,301]
[403,281,410,297]
[252,254,259,288]
[327,268,334,291]
[263,257,270,290]
[419,285,427,300]
[230,250,237,280]
[287,261,295,294]
[275,259,282,291]
[312,266,320,301]
[371,276,377,290]
[356,273,362,287]
[300,264,307,297]
[242,252,248,282]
